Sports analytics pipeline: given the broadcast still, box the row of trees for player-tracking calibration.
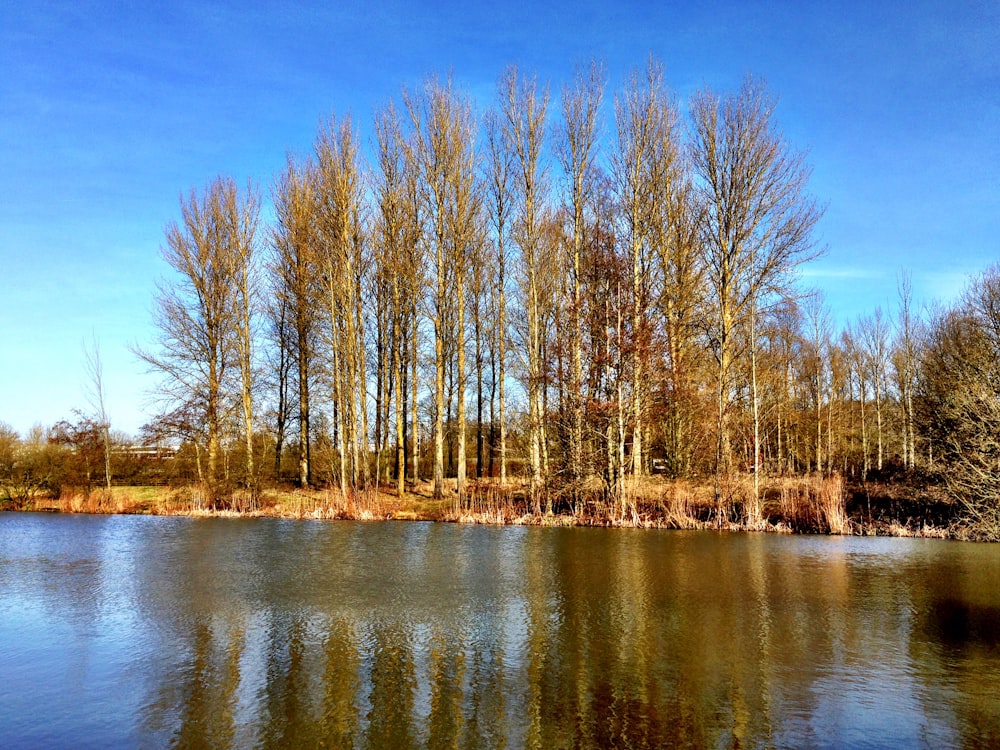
[125,58,995,529]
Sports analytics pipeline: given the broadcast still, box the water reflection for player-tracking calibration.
[2,515,1000,748]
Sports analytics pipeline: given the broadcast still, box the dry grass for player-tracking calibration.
[815,474,848,534]
[47,486,169,515]
[446,482,524,525]
[16,472,967,539]
[650,479,709,529]
[764,473,848,534]
[880,520,950,539]
[248,484,449,521]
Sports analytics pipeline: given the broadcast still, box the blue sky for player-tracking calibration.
[1,0,998,436]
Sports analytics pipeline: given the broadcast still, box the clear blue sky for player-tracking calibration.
[1,0,997,437]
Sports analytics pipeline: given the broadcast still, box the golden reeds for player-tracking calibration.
[23,472,962,538]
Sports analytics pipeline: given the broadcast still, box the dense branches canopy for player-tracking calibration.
[918,267,1000,539]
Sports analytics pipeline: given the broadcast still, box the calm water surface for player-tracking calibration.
[1,513,999,748]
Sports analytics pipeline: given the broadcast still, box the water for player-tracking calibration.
[1,514,999,748]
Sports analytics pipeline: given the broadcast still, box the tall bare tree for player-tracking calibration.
[271,156,319,487]
[375,102,409,496]
[484,109,513,484]
[314,114,368,494]
[893,271,919,470]
[654,152,706,478]
[263,291,295,479]
[804,293,832,473]
[406,77,478,501]
[612,58,681,479]
[918,267,1000,538]
[498,65,549,505]
[83,334,112,492]
[226,180,262,495]
[860,307,890,473]
[557,60,604,493]
[139,176,260,500]
[689,76,822,517]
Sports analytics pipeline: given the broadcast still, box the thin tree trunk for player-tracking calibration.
[411,306,420,484]
[456,261,467,504]
[394,307,405,496]
[750,305,761,519]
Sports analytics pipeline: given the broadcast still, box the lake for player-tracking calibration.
[1,513,999,748]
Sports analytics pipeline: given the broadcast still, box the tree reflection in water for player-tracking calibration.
[2,516,1000,748]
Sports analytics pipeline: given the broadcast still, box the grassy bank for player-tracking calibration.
[2,473,964,539]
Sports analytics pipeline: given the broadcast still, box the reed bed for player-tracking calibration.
[765,473,848,534]
[17,472,957,538]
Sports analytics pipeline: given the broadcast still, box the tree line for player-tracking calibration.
[137,62,818,502]
[5,58,997,536]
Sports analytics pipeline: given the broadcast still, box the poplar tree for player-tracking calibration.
[498,65,549,506]
[271,157,319,488]
[406,77,478,501]
[690,76,821,517]
[314,115,368,493]
[557,61,604,495]
[139,176,261,501]
[484,109,513,484]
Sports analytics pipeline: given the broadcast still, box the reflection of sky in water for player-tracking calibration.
[796,660,958,748]
[0,515,158,748]
[1,515,999,748]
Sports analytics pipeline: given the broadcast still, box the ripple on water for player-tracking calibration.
[2,515,1000,748]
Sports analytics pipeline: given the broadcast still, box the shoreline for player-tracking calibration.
[2,476,964,540]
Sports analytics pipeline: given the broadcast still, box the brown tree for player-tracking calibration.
[859,307,890,474]
[406,77,479,501]
[689,76,822,518]
[314,114,368,494]
[271,156,319,487]
[83,334,112,492]
[374,102,413,496]
[918,267,1000,538]
[498,65,550,506]
[893,272,920,470]
[483,108,512,484]
[138,176,261,501]
[557,60,604,494]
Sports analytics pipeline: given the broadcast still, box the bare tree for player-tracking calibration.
[406,76,479,501]
[498,65,549,505]
[226,181,262,496]
[612,58,685,480]
[893,271,919,470]
[83,333,112,492]
[557,60,604,494]
[314,114,368,494]
[271,156,319,487]
[374,102,410,497]
[137,176,260,500]
[484,108,512,484]
[918,267,1000,538]
[843,319,872,479]
[803,293,832,474]
[689,76,822,517]
[654,153,706,478]
[859,307,890,473]
[262,291,295,479]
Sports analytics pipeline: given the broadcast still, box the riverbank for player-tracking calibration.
[2,473,967,539]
